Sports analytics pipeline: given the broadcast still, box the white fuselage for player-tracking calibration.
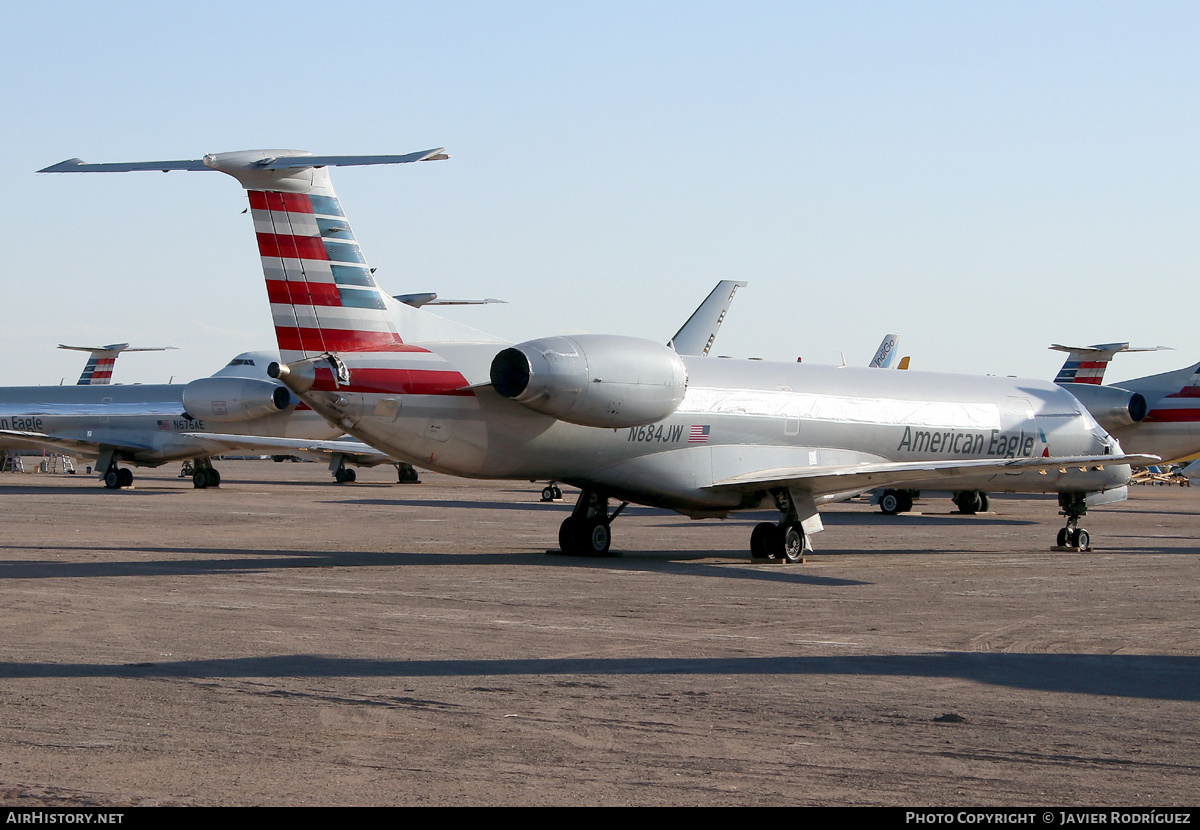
[294,345,1129,516]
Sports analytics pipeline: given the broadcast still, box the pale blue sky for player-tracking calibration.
[2,1,1197,386]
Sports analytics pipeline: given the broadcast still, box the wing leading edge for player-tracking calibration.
[708,453,1158,498]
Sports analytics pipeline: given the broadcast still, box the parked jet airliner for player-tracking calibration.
[41,150,1149,556]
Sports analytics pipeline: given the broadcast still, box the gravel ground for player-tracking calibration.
[0,461,1195,806]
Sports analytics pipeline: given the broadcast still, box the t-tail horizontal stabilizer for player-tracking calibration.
[58,343,177,385]
[39,150,449,175]
[1050,342,1172,385]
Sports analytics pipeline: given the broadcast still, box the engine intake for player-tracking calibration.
[1060,382,1148,430]
[182,377,292,423]
[490,335,688,428]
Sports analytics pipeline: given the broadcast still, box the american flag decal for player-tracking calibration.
[157,420,170,431]
[688,425,711,443]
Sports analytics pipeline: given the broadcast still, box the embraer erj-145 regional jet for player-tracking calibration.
[41,149,1152,557]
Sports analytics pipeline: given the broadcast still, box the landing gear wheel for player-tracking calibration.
[1071,528,1090,550]
[558,517,579,554]
[117,468,133,488]
[880,490,902,515]
[558,516,612,556]
[955,491,982,515]
[781,523,806,563]
[334,467,356,483]
[541,486,556,502]
[898,491,914,513]
[551,485,562,499]
[1056,527,1069,547]
[978,493,989,512]
[104,470,121,489]
[193,470,209,489]
[750,522,776,560]
[207,468,221,488]
[574,519,611,556]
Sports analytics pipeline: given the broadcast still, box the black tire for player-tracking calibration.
[551,485,562,499]
[193,470,209,489]
[104,470,121,489]
[750,522,775,559]
[955,491,980,514]
[344,468,356,483]
[207,468,221,488]
[978,493,990,512]
[117,468,134,488]
[879,490,901,515]
[782,524,805,563]
[573,519,611,556]
[541,486,555,502]
[898,491,914,513]
[1056,527,1069,547]
[558,517,578,554]
[1072,528,1090,550]
[335,468,351,483]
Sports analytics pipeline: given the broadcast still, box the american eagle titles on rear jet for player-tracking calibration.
[40,149,1156,558]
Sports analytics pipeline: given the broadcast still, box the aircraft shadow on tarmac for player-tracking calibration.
[0,545,868,586]
[0,652,1195,702]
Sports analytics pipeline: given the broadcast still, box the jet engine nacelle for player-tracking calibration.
[182,377,292,423]
[490,335,689,428]
[1060,382,1148,429]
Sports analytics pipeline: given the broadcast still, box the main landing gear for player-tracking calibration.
[1055,493,1091,550]
[331,455,357,484]
[395,463,420,484]
[541,482,563,502]
[191,458,221,489]
[557,489,627,556]
[953,490,989,515]
[102,462,134,490]
[878,489,914,515]
[749,490,818,564]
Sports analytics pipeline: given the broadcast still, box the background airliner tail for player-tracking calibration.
[58,343,176,385]
[1049,342,1170,385]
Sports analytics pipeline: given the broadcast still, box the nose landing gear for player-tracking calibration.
[1055,493,1091,550]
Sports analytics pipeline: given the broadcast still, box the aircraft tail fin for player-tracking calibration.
[1165,363,1200,398]
[40,148,507,363]
[57,343,176,385]
[1049,342,1171,385]
[669,280,747,356]
[868,334,900,369]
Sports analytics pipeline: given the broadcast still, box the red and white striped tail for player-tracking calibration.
[248,185,404,363]
[78,355,116,385]
[39,147,498,365]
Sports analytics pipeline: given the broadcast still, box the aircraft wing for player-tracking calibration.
[0,429,157,457]
[180,433,393,465]
[708,453,1158,498]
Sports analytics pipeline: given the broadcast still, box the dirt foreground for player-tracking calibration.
[0,461,1196,806]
